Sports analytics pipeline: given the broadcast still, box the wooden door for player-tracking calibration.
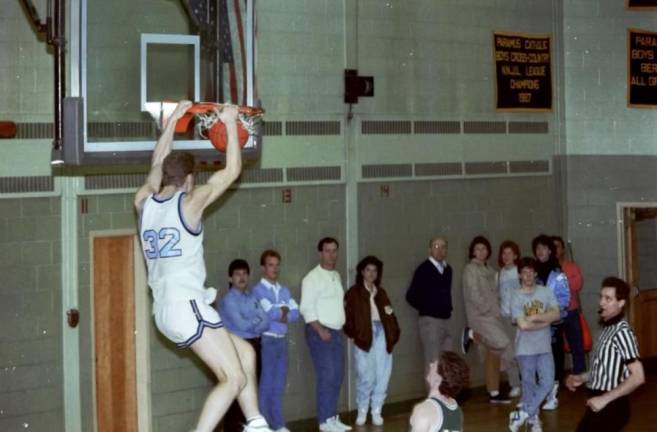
[93,235,138,432]
[624,207,657,359]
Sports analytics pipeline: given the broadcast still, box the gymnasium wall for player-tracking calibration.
[2,0,654,431]
[560,0,657,337]
[75,186,346,430]
[0,197,63,431]
[357,176,559,403]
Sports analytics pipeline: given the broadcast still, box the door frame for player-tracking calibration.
[616,201,657,325]
[616,201,657,278]
[89,229,152,432]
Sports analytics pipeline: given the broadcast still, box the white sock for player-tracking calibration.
[468,328,474,339]
[490,390,499,397]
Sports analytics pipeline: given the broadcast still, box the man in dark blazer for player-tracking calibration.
[406,237,454,370]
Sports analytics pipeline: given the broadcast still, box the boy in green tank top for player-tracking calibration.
[410,351,469,432]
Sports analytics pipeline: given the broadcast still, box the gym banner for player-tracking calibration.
[493,32,552,111]
[627,0,657,9]
[628,28,657,107]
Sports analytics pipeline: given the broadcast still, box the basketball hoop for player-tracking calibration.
[186,102,263,152]
[165,102,264,152]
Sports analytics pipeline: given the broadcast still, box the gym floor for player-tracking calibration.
[290,372,656,431]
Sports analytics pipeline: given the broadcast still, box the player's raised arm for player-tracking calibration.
[183,105,242,225]
[134,100,193,211]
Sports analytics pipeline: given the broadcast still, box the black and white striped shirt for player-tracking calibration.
[588,319,640,391]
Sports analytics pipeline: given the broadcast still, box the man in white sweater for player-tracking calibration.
[300,237,351,432]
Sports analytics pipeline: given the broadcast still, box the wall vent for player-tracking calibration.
[463,121,506,134]
[0,176,54,193]
[84,173,147,190]
[508,121,549,134]
[238,168,284,183]
[15,123,53,139]
[362,164,413,178]
[464,161,508,175]
[286,166,341,181]
[414,121,461,134]
[361,120,412,135]
[414,162,463,177]
[509,160,550,173]
[285,121,340,136]
[263,121,283,136]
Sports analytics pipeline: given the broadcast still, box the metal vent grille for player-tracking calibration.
[464,161,508,175]
[414,121,461,134]
[263,121,283,136]
[285,121,340,136]
[508,122,549,134]
[509,160,550,173]
[196,168,283,185]
[463,121,506,134]
[88,122,155,139]
[286,166,341,181]
[238,168,284,183]
[362,164,413,178]
[415,162,463,177]
[0,176,54,193]
[15,123,53,139]
[361,121,412,135]
[84,173,147,190]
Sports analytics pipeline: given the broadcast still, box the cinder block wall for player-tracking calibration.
[4,0,655,431]
[358,176,559,401]
[562,0,657,335]
[0,197,63,431]
[76,186,346,430]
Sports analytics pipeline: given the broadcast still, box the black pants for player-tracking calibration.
[219,337,262,432]
[576,392,630,432]
[551,323,565,381]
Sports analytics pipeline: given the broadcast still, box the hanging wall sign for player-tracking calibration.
[493,32,552,111]
[628,28,657,107]
[627,0,657,9]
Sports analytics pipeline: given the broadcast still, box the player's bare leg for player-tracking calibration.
[228,332,262,419]
[190,326,263,432]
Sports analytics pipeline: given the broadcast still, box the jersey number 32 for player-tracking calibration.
[142,228,182,259]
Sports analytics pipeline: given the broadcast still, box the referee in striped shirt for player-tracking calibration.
[566,276,645,432]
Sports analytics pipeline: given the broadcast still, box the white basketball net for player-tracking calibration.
[194,108,262,140]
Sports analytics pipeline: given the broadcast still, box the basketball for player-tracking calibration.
[207,121,250,152]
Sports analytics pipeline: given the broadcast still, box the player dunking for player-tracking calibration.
[135,101,271,432]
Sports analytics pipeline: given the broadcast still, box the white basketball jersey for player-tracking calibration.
[139,191,208,304]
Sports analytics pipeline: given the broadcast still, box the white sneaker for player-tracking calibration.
[355,410,367,426]
[508,409,529,432]
[509,386,521,398]
[332,416,352,431]
[371,410,384,426]
[528,415,543,432]
[542,382,559,411]
[243,416,273,432]
[319,420,341,432]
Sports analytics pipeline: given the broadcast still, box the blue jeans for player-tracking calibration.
[564,309,586,374]
[259,335,288,429]
[517,353,554,417]
[306,325,345,424]
[353,321,393,412]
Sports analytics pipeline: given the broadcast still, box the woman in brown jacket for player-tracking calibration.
[343,255,400,427]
